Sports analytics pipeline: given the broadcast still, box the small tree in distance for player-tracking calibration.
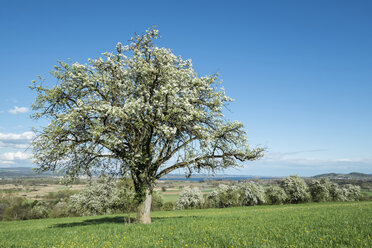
[68,178,118,216]
[309,179,330,202]
[30,27,263,224]
[176,187,204,210]
[237,182,265,206]
[265,185,287,205]
[281,175,310,204]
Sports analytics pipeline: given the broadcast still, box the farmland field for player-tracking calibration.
[0,183,85,200]
[1,202,371,247]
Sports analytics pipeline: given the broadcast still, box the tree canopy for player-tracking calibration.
[30,27,263,223]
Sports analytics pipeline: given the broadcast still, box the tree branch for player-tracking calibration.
[156,153,233,179]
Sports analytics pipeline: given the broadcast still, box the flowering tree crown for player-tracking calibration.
[30,28,263,190]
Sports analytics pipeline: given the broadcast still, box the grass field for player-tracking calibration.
[161,193,180,202]
[159,188,214,203]
[1,202,371,248]
[361,189,372,197]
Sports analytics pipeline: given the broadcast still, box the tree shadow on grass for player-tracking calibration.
[50,215,197,228]
[50,216,135,228]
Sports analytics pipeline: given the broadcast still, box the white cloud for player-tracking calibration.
[0,131,35,167]
[0,151,33,166]
[0,131,35,141]
[0,131,35,149]
[0,151,32,161]
[0,142,29,149]
[262,151,372,166]
[9,106,29,114]
[0,160,15,165]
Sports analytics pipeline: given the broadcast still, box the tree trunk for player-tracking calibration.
[125,212,131,224]
[136,189,152,224]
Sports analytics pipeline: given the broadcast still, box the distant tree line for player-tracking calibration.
[0,175,364,221]
[175,175,362,209]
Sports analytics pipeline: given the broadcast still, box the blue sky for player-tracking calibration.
[0,0,371,176]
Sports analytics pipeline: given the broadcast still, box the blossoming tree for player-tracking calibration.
[30,28,263,223]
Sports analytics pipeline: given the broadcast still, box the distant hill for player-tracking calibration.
[0,167,57,178]
[0,167,276,180]
[3,167,370,181]
[313,172,372,180]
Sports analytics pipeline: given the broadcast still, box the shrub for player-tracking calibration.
[0,196,11,218]
[163,201,175,211]
[68,178,119,216]
[1,197,32,220]
[110,185,136,223]
[112,186,135,213]
[309,179,330,202]
[318,179,344,201]
[206,184,240,208]
[45,190,77,205]
[151,191,164,211]
[237,182,265,206]
[265,185,287,205]
[30,201,49,219]
[342,184,361,201]
[175,187,204,210]
[280,175,310,204]
[49,201,70,218]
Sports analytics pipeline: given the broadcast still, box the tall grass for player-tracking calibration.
[1,202,371,247]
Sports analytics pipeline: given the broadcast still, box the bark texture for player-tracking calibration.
[136,189,152,224]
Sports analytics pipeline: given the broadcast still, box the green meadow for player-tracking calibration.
[1,201,371,247]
